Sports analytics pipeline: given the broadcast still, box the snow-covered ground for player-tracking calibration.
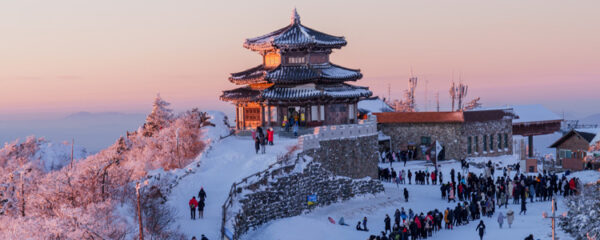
[244,157,600,240]
[163,112,599,239]
[166,124,298,239]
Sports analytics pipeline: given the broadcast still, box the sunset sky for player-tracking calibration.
[2,0,599,119]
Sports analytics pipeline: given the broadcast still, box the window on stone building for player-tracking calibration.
[483,135,488,152]
[421,136,431,146]
[468,137,472,154]
[498,133,502,149]
[475,136,479,152]
[504,133,508,149]
[489,134,494,151]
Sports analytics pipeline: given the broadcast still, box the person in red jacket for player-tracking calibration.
[431,171,437,185]
[267,128,274,145]
[189,196,198,220]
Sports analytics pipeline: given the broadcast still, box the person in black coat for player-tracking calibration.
[254,137,260,154]
[476,220,486,240]
[520,198,527,215]
[404,188,409,202]
[384,214,391,233]
[198,187,207,202]
[198,200,205,219]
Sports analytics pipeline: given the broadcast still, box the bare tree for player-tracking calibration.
[463,97,482,111]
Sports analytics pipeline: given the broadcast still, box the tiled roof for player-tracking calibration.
[243,11,346,51]
[221,83,372,102]
[229,63,362,85]
[374,112,465,124]
[266,63,362,84]
[549,130,597,148]
[220,87,260,102]
[262,84,372,100]
[229,65,267,85]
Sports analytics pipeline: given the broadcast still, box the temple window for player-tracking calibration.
[264,52,281,68]
[288,56,306,64]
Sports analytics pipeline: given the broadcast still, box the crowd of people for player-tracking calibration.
[367,159,582,240]
[251,127,274,154]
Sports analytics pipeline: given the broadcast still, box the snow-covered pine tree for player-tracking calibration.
[143,94,174,137]
[560,184,600,239]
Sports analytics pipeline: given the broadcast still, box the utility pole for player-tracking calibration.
[136,182,144,240]
[436,91,440,112]
[425,79,429,111]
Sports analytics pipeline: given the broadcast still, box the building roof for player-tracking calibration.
[549,130,597,148]
[463,109,515,122]
[357,97,394,114]
[220,87,260,102]
[229,63,362,85]
[243,9,347,51]
[374,112,465,124]
[229,65,267,85]
[511,104,562,124]
[221,83,372,103]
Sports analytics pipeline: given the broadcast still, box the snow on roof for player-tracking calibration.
[589,129,600,153]
[357,97,393,114]
[511,104,562,124]
[575,128,600,135]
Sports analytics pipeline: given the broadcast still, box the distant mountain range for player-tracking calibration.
[580,113,600,125]
[0,112,146,152]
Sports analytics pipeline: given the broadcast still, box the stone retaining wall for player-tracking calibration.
[229,160,383,238]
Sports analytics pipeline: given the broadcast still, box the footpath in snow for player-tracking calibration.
[245,158,600,240]
[166,131,297,240]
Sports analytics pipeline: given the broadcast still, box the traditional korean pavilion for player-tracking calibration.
[220,9,372,130]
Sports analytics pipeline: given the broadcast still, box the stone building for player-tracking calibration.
[374,109,514,160]
[549,129,596,171]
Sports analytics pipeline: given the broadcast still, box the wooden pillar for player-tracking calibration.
[267,105,272,127]
[260,104,265,127]
[241,104,246,130]
[235,104,240,130]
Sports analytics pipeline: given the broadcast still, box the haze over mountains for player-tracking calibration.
[2,109,599,153]
[0,112,145,152]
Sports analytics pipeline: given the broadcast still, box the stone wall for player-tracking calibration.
[379,122,464,160]
[225,158,383,239]
[306,134,381,179]
[378,119,513,161]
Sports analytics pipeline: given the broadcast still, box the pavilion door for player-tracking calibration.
[325,103,348,125]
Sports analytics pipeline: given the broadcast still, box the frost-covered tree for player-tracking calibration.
[143,94,174,137]
[560,184,600,239]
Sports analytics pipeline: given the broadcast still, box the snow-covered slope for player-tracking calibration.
[165,117,297,239]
